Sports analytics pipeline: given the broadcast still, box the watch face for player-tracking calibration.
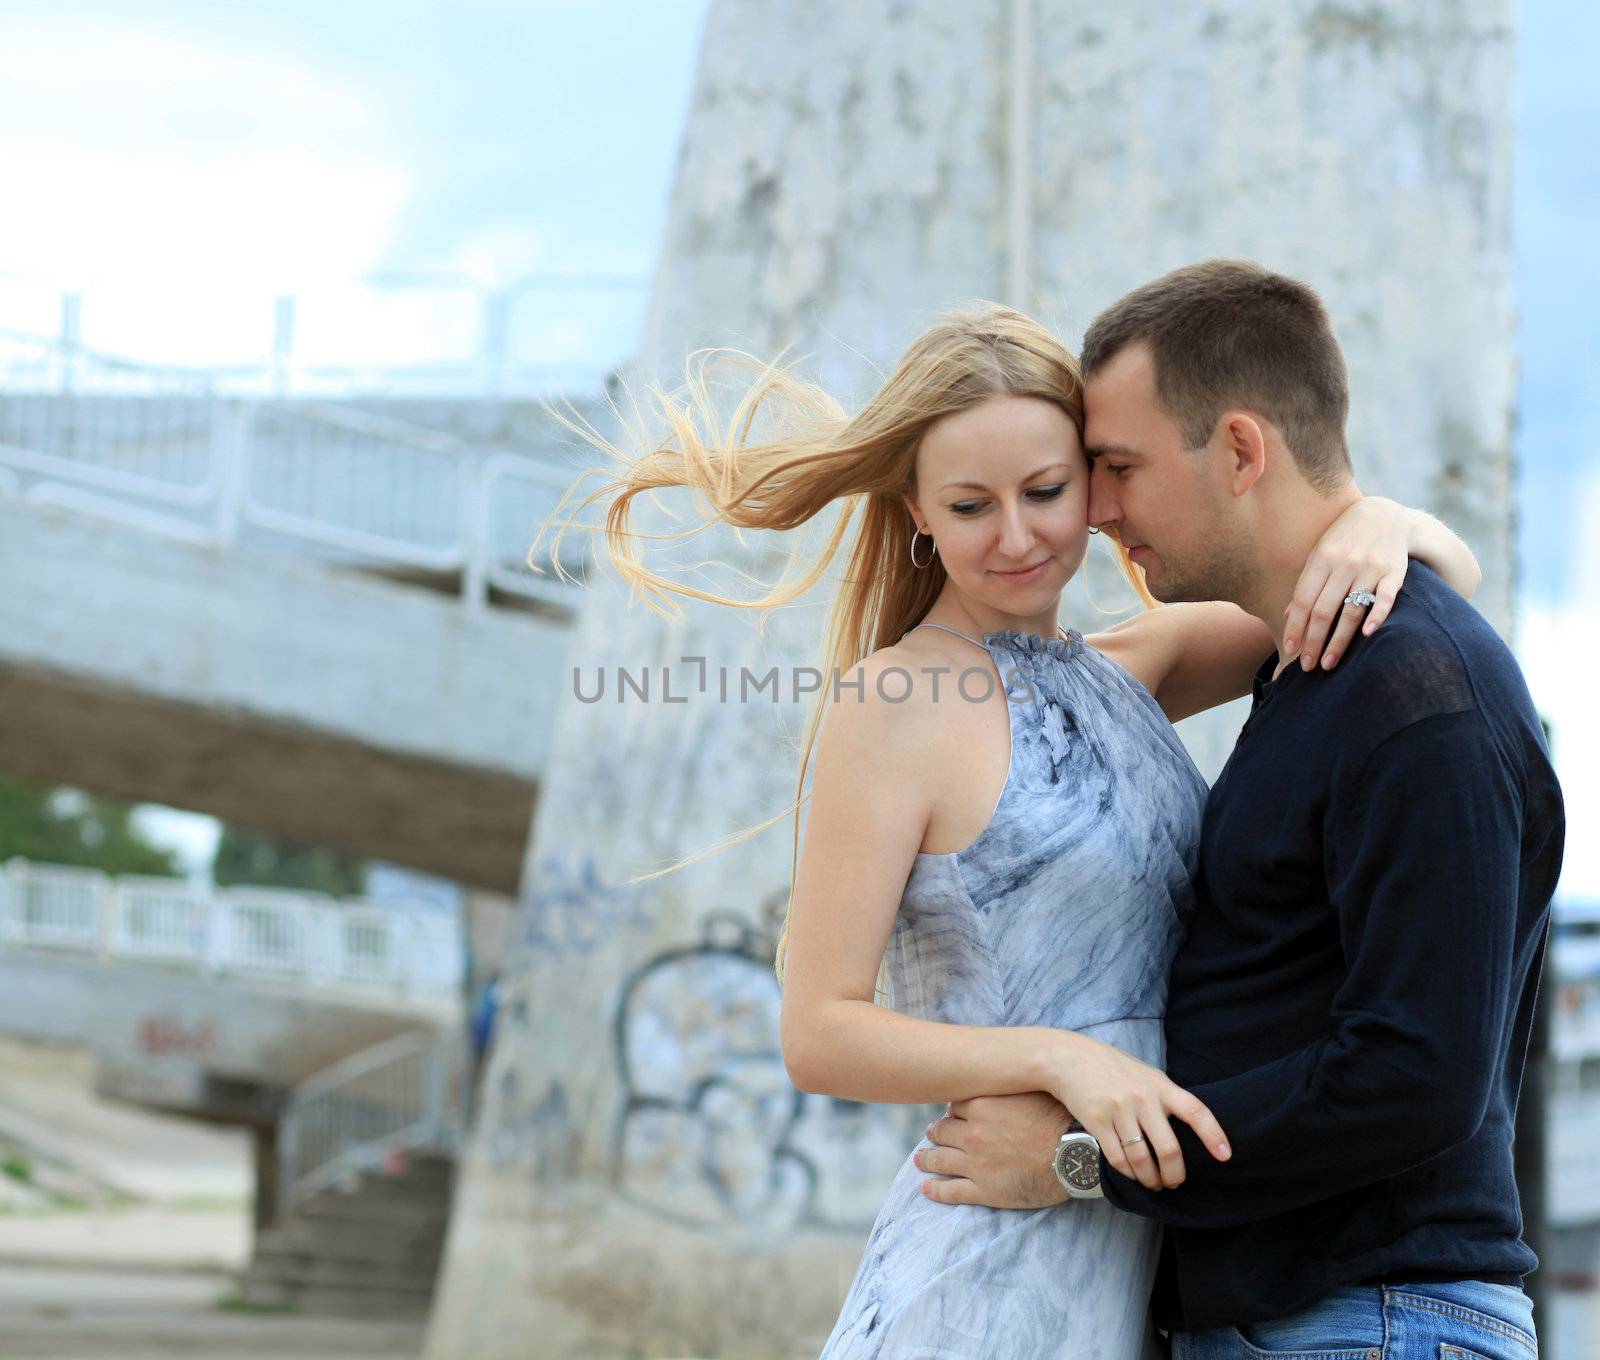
[1055,1134,1101,1194]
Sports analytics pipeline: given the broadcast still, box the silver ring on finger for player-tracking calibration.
[1120,1133,1145,1148]
[1344,589,1377,608]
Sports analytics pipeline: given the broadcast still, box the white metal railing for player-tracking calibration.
[113,874,205,964]
[0,275,647,399]
[1,861,104,950]
[0,328,600,613]
[278,1028,459,1217]
[0,857,461,1005]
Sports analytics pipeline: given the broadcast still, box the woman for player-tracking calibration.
[546,304,1479,1358]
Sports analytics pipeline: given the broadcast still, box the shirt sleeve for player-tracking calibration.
[1102,707,1531,1229]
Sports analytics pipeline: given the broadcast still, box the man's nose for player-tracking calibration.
[1087,466,1119,534]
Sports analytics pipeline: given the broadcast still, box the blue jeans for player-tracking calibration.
[1173,1280,1537,1359]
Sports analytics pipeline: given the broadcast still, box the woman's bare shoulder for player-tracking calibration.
[824,631,988,744]
[1082,608,1164,687]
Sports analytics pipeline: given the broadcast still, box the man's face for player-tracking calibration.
[1084,342,1251,605]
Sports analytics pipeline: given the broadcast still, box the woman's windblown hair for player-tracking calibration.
[533,303,1150,1002]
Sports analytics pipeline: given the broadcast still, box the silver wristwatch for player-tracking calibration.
[1052,1120,1104,1199]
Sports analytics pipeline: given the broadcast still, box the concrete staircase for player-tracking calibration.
[237,1149,454,1316]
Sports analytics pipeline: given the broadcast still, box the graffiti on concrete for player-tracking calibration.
[136,1012,217,1058]
[486,1065,581,1186]
[610,888,935,1234]
[518,853,658,959]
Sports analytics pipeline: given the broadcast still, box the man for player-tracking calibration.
[914,259,1565,1357]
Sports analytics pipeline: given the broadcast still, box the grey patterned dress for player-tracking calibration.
[817,623,1209,1360]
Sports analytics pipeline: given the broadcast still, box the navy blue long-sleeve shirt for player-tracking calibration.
[1102,563,1565,1331]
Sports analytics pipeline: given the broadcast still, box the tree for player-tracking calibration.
[212,824,368,898]
[0,776,180,877]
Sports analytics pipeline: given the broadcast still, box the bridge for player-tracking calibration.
[0,324,613,1303]
[0,328,598,892]
[0,854,466,1247]
[0,855,457,1091]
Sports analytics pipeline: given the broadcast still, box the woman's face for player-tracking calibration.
[905,394,1090,616]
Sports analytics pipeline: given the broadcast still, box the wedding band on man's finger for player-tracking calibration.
[1120,1134,1146,1148]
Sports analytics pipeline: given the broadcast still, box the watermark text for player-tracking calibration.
[571,656,1036,705]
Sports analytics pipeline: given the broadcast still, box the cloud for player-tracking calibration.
[0,18,409,294]
[130,804,221,880]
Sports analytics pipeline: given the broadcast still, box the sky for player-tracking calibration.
[0,0,704,373]
[1513,0,1600,609]
[1,1,1594,895]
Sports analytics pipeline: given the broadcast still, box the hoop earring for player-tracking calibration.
[1087,526,1101,535]
[910,529,936,569]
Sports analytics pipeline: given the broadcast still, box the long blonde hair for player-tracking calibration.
[534,303,1152,1002]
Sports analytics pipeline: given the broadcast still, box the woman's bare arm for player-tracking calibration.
[778,653,1062,1105]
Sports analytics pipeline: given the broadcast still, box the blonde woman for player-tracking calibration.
[551,304,1480,1358]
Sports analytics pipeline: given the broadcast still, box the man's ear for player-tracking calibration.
[1217,411,1267,497]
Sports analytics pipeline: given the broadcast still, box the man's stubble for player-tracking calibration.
[1146,522,1259,614]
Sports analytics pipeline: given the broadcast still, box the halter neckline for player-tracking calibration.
[906,621,1084,661]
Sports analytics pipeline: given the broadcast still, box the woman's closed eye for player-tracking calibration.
[948,484,1067,516]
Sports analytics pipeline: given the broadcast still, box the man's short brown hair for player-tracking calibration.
[1080,259,1352,491]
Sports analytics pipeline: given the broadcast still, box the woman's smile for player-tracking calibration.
[990,558,1052,582]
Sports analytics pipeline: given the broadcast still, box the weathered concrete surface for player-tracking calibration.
[0,495,572,892]
[1026,1,1517,634]
[428,2,1516,1356]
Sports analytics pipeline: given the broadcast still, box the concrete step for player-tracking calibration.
[296,1191,449,1226]
[238,1152,455,1316]
[341,1174,452,1205]
[254,1241,445,1278]
[248,1246,443,1292]
[234,1276,436,1318]
[261,1217,445,1263]
[357,1155,453,1180]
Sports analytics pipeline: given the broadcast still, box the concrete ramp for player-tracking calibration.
[0,1034,250,1206]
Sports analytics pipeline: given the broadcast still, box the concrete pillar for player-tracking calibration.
[427,3,1514,1356]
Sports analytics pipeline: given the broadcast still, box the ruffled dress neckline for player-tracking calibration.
[981,627,1084,663]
